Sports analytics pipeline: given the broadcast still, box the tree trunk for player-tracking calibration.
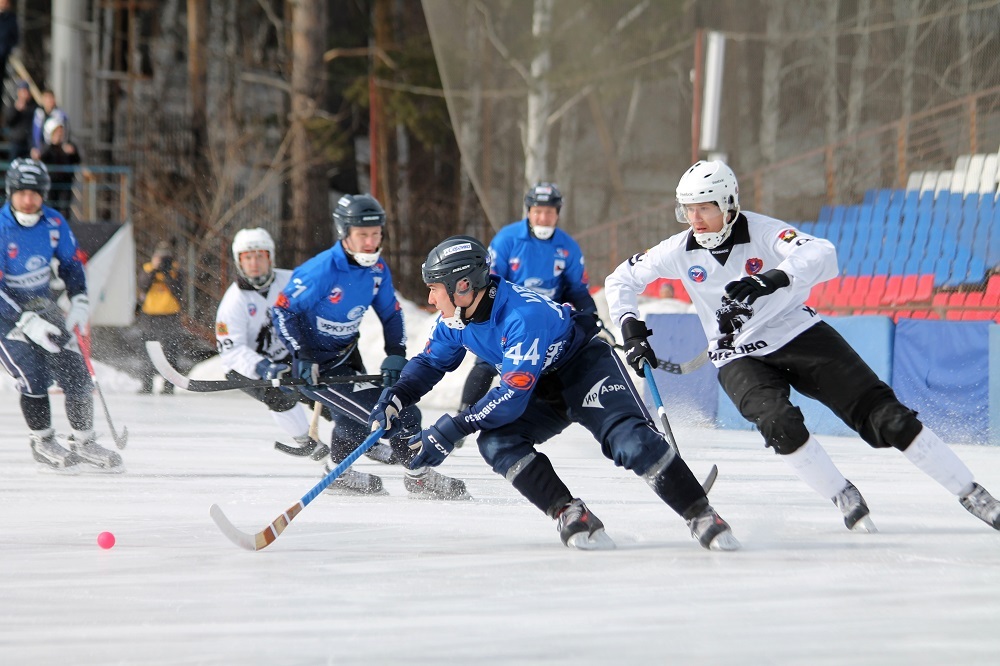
[759,0,783,211]
[524,0,553,187]
[287,0,329,266]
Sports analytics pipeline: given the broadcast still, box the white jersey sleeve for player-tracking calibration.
[605,212,839,367]
[215,268,293,378]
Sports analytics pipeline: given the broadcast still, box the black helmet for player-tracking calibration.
[333,193,385,239]
[422,235,491,298]
[524,182,562,212]
[6,158,51,199]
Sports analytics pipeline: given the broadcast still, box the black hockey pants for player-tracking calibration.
[717,321,922,454]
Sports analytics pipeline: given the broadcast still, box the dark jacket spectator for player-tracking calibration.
[39,119,82,220]
[4,81,36,160]
[0,0,18,120]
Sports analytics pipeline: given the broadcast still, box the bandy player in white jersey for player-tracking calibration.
[605,159,1000,535]
[215,228,331,463]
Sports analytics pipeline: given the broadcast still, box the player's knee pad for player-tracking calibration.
[758,402,810,455]
[859,398,922,450]
[477,431,535,476]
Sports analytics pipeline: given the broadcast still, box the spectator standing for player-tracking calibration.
[31,90,68,159]
[39,118,81,220]
[137,241,185,394]
[0,0,18,122]
[4,80,35,159]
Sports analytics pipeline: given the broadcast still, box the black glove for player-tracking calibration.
[620,317,657,377]
[380,355,407,388]
[724,269,790,305]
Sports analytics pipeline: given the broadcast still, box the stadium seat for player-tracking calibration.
[914,275,934,302]
[881,275,904,305]
[945,292,967,320]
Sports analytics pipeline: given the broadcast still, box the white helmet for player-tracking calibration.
[675,160,740,249]
[232,227,276,289]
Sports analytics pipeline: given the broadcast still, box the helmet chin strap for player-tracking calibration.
[531,224,556,240]
[342,239,381,267]
[13,209,42,227]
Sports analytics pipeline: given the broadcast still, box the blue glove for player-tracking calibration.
[368,388,403,438]
[408,414,466,469]
[724,269,790,305]
[255,359,290,381]
[294,355,321,386]
[380,354,407,387]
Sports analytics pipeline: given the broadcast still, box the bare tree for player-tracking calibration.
[287,0,330,266]
[523,0,554,187]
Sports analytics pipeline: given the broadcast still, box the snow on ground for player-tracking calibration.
[3,300,1000,664]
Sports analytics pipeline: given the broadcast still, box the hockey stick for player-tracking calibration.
[145,341,381,392]
[613,343,710,375]
[308,401,322,440]
[210,426,384,551]
[642,361,718,494]
[74,328,128,449]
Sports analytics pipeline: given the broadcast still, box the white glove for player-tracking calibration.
[64,294,90,336]
[16,311,62,353]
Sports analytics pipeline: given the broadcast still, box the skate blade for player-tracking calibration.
[566,528,616,551]
[79,464,127,475]
[708,531,742,551]
[850,515,878,533]
[323,485,389,497]
[406,488,473,501]
[36,463,82,475]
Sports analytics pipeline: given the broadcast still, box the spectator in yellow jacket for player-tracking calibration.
[137,241,185,394]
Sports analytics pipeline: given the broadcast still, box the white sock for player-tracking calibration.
[902,427,975,496]
[782,436,849,500]
[271,406,310,439]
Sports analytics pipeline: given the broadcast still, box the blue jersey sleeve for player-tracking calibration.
[488,231,511,280]
[54,217,87,298]
[272,261,328,357]
[391,320,467,405]
[559,241,596,315]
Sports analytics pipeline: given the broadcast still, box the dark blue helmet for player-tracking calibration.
[333,193,386,240]
[524,182,562,212]
[6,158,51,199]
[422,236,491,298]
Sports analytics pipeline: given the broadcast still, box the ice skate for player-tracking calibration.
[323,464,386,496]
[404,466,472,500]
[69,431,125,473]
[274,436,330,462]
[833,481,877,533]
[30,429,81,472]
[959,483,1000,530]
[684,500,741,551]
[365,441,400,465]
[555,498,615,550]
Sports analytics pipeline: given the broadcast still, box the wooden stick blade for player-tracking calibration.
[145,341,190,389]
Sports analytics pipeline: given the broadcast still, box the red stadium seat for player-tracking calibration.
[897,275,918,303]
[945,292,967,320]
[914,275,934,302]
[880,275,903,305]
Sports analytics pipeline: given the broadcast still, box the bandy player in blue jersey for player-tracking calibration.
[272,194,467,499]
[0,158,122,472]
[368,235,740,551]
[459,182,602,411]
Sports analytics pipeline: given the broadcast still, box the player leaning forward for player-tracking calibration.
[605,159,1000,532]
[0,158,123,472]
[368,235,740,550]
[272,194,468,499]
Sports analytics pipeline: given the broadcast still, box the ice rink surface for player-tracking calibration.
[3,384,1000,666]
